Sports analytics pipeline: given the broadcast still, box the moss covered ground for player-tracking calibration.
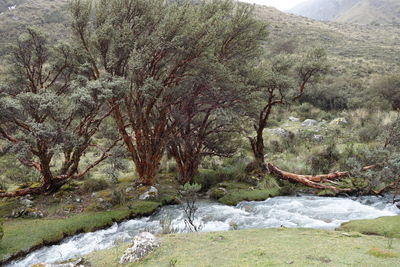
[338,216,400,238]
[85,227,400,267]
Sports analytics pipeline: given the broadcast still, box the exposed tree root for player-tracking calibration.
[0,178,69,198]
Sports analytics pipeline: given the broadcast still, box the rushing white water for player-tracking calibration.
[8,195,400,267]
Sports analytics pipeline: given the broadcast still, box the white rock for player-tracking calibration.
[301,119,317,127]
[119,232,160,264]
[125,187,134,193]
[20,198,33,208]
[139,186,158,200]
[288,116,300,122]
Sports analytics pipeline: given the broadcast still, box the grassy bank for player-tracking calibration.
[0,201,160,264]
[85,228,399,266]
[338,216,400,238]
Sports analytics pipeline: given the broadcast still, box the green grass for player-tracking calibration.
[338,216,400,238]
[0,201,160,264]
[367,248,398,258]
[85,228,400,266]
[210,180,281,206]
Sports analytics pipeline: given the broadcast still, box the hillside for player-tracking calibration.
[0,1,399,81]
[290,0,400,25]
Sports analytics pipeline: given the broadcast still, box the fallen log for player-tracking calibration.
[267,163,354,193]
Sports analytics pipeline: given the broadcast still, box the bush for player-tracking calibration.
[81,179,110,193]
[308,143,340,174]
[193,165,246,191]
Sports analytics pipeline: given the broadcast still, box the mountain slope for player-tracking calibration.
[290,0,400,24]
[0,0,399,78]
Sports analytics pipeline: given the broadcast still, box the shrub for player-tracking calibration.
[308,143,340,174]
[81,179,110,193]
[110,187,127,205]
[194,165,246,191]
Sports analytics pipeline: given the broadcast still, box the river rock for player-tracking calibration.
[288,116,300,122]
[301,119,317,127]
[119,232,160,264]
[330,117,348,125]
[139,186,158,200]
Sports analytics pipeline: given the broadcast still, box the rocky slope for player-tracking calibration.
[290,0,400,24]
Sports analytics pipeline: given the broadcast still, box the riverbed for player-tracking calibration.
[8,195,400,267]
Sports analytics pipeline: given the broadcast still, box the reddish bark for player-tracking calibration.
[268,163,354,193]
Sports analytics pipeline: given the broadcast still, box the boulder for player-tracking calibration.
[330,117,348,125]
[20,198,33,208]
[119,232,160,264]
[288,116,300,122]
[268,128,290,137]
[301,119,317,127]
[139,186,158,200]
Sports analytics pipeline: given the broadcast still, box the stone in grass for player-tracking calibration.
[139,186,158,200]
[119,232,160,264]
[312,134,323,143]
[301,119,317,127]
[288,116,300,122]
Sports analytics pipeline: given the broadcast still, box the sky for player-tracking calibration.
[239,0,307,11]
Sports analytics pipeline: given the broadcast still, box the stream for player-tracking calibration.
[8,195,400,267]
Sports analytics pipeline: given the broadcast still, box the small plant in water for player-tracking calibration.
[229,221,239,230]
[160,216,178,234]
[179,183,203,232]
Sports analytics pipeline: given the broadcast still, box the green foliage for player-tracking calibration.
[370,74,400,110]
[194,165,246,191]
[81,179,110,193]
[0,154,38,184]
[210,179,281,206]
[309,143,340,174]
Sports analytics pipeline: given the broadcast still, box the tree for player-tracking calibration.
[248,49,329,170]
[0,28,119,197]
[70,0,267,185]
[370,74,400,110]
[168,2,267,184]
